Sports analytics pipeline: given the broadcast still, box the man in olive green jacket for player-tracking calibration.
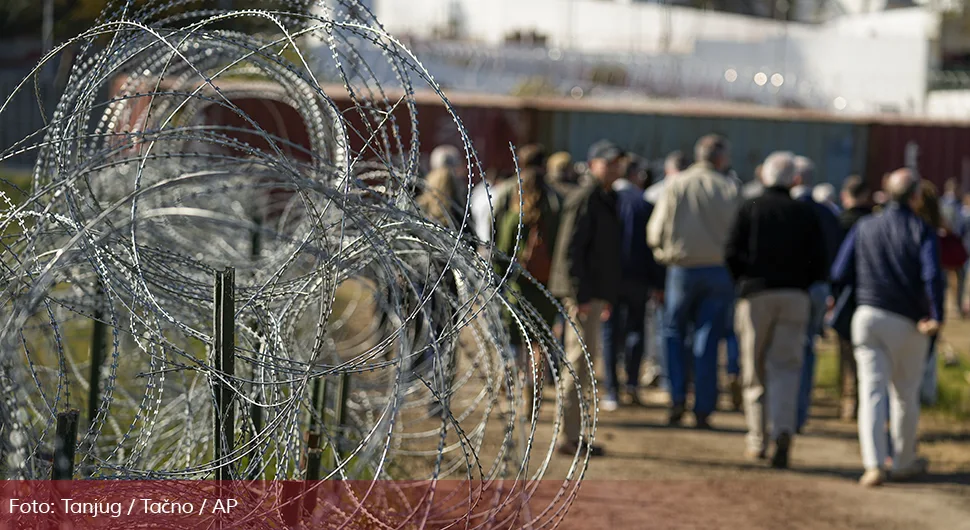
[547,140,624,457]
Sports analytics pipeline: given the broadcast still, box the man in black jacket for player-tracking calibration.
[601,155,666,411]
[839,175,873,234]
[725,151,828,469]
[834,174,873,421]
[548,139,624,457]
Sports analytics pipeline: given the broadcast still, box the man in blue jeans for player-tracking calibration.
[647,134,741,428]
[790,156,843,432]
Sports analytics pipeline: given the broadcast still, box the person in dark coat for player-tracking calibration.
[600,155,666,411]
[495,145,562,416]
[547,139,624,457]
[833,174,873,421]
[830,168,943,487]
[726,151,828,469]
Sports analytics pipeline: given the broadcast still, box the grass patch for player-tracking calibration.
[814,341,839,395]
[0,166,31,190]
[935,353,970,418]
[815,338,970,419]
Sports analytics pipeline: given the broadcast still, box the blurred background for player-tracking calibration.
[3,0,970,186]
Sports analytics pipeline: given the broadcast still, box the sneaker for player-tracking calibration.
[694,414,713,430]
[668,404,686,426]
[624,386,643,407]
[640,364,661,388]
[729,376,743,412]
[556,440,605,457]
[601,396,619,412]
[891,457,929,482]
[744,448,767,462]
[859,468,887,487]
[771,433,791,469]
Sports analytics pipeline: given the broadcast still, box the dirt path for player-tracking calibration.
[532,348,970,530]
[330,279,970,528]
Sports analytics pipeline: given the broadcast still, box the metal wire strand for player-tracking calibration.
[0,1,596,528]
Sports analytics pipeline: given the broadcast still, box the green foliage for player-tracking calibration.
[816,340,970,419]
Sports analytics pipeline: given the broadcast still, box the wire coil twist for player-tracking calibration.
[0,1,597,527]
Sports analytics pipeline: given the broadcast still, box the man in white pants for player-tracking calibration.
[830,168,944,487]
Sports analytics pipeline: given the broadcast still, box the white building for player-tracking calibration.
[315,0,949,115]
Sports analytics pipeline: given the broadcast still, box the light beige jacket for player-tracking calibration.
[646,162,741,267]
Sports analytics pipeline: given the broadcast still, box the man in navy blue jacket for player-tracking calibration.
[830,168,944,487]
[790,156,844,432]
[601,155,666,411]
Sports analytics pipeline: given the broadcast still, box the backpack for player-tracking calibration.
[519,222,552,285]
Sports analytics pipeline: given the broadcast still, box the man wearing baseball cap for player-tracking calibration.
[548,139,625,457]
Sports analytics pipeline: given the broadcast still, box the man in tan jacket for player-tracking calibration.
[647,134,741,428]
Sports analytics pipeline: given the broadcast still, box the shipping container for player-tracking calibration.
[534,106,869,187]
[327,89,531,175]
[203,97,315,162]
[866,123,970,192]
[102,77,970,195]
[106,78,531,175]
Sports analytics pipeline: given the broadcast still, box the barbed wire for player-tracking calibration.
[0,0,596,527]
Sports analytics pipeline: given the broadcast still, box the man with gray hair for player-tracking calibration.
[725,151,828,468]
[424,144,469,230]
[813,183,841,216]
[790,155,843,433]
[830,168,943,486]
[647,135,740,428]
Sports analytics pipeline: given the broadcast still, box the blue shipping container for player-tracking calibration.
[536,109,869,187]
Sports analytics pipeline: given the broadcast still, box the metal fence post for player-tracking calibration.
[249,216,263,438]
[87,290,106,429]
[305,378,327,481]
[52,410,79,480]
[334,373,350,466]
[213,267,236,482]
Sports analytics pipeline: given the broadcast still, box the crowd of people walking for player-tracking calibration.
[421,132,965,487]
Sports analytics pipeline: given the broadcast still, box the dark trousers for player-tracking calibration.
[602,283,648,397]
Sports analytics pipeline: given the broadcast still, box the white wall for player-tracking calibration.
[692,26,930,112]
[927,90,970,118]
[374,0,936,53]
[824,7,940,39]
[370,0,937,114]
[375,0,794,54]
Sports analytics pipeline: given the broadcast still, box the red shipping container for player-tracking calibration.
[109,77,529,177]
[330,91,530,177]
[866,122,970,192]
[203,97,314,162]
